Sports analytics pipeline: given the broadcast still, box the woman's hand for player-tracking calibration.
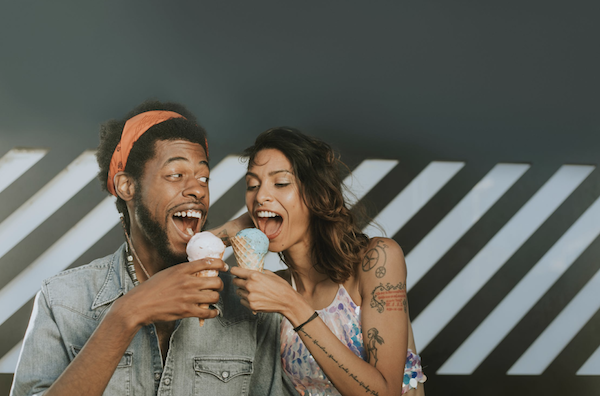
[230,267,309,321]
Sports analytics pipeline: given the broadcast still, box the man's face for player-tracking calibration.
[133,139,209,265]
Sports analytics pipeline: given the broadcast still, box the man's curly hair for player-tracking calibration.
[243,127,370,283]
[96,99,208,231]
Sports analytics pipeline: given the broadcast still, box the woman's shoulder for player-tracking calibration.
[363,237,405,261]
[357,237,407,289]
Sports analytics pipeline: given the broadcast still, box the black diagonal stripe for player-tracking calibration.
[0,299,33,359]
[0,147,90,224]
[0,180,106,288]
[408,163,559,321]
[394,160,497,258]
[204,176,247,230]
[477,232,600,375]
[471,169,600,375]
[424,374,600,395]
[0,181,107,291]
[546,302,600,376]
[355,156,433,231]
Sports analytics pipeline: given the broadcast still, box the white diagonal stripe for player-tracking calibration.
[362,161,465,237]
[0,340,22,374]
[406,163,530,290]
[577,344,600,375]
[0,148,48,194]
[0,151,98,260]
[0,197,120,327]
[413,165,594,351]
[208,155,247,204]
[508,266,600,375]
[439,193,600,374]
[343,159,398,206]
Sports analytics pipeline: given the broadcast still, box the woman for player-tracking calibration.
[230,128,426,395]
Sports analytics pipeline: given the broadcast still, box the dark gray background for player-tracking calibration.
[1,1,599,394]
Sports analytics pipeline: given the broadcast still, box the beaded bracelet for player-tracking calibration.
[293,311,319,332]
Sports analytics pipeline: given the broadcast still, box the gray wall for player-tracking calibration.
[1,2,599,394]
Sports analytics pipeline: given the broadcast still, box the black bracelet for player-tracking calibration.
[293,311,319,333]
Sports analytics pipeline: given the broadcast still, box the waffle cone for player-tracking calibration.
[230,236,266,271]
[194,251,223,326]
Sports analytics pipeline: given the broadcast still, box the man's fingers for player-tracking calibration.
[186,258,228,273]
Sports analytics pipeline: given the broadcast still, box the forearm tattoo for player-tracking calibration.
[362,240,388,278]
[367,328,385,367]
[300,329,380,396]
[370,281,407,313]
[214,228,229,243]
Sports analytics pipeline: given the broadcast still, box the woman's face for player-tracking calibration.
[245,148,311,253]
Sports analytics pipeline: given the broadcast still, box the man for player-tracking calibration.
[10,100,296,395]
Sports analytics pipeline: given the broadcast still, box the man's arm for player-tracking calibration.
[11,259,226,396]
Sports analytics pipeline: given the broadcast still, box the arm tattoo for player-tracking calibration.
[214,228,229,243]
[300,329,380,396]
[370,281,407,313]
[362,240,388,278]
[367,328,385,367]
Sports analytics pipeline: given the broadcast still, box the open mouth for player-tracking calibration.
[172,210,202,237]
[256,210,283,239]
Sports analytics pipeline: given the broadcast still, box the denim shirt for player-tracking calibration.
[10,244,298,396]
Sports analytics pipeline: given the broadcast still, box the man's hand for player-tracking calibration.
[115,258,227,328]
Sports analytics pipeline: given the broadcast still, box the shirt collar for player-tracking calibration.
[91,244,128,310]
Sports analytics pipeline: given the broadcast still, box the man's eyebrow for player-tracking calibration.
[163,157,210,169]
[245,169,292,178]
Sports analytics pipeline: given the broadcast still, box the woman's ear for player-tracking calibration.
[114,172,135,201]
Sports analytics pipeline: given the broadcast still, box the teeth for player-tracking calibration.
[257,211,279,218]
[186,227,194,236]
[173,211,202,219]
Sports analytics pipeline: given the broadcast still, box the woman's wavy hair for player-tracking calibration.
[243,127,370,283]
[96,99,208,232]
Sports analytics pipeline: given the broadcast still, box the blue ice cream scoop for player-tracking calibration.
[235,228,269,254]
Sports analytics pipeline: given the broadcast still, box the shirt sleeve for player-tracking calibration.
[248,312,299,396]
[10,287,70,396]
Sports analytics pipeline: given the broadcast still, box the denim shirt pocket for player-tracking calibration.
[71,345,133,395]
[193,357,253,395]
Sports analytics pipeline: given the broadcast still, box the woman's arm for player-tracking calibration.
[207,212,254,246]
[231,237,408,396]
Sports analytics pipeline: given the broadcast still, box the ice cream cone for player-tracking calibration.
[186,231,226,326]
[230,236,267,271]
[230,229,269,314]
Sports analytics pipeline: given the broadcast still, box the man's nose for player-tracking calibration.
[183,178,208,201]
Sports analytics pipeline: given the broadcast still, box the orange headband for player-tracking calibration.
[107,110,186,196]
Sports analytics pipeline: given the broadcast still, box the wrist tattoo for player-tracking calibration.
[300,329,380,396]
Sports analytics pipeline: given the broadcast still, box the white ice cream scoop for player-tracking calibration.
[186,231,225,326]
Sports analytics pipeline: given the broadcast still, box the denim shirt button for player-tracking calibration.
[164,378,171,386]
[154,373,161,380]
[222,371,229,379]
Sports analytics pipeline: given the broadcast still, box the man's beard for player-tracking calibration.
[134,193,187,267]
